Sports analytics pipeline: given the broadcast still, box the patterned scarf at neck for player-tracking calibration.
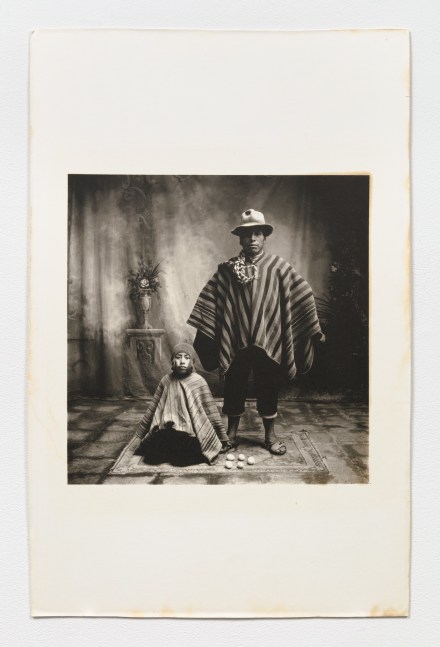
[224,250,264,285]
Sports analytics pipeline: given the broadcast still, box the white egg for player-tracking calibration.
[226,454,235,461]
[238,453,245,461]
[225,461,233,469]
[237,461,245,469]
[247,456,255,465]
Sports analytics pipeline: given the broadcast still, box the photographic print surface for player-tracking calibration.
[68,174,369,485]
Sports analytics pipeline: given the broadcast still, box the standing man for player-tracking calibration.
[187,209,324,455]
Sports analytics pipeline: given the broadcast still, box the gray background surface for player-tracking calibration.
[1,1,439,645]
[68,174,368,399]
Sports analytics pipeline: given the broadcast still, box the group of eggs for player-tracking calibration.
[224,453,255,469]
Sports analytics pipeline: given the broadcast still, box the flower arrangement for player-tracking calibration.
[128,258,162,301]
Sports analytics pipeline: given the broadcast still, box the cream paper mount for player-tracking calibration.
[29,29,410,617]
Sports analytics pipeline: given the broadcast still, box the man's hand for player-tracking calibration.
[314,332,326,343]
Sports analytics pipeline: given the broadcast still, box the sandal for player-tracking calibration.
[219,440,237,454]
[264,440,287,456]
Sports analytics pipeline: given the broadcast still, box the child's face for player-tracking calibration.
[172,352,192,376]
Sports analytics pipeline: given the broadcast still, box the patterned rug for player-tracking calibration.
[105,408,328,484]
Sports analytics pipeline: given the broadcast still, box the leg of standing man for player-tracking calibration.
[222,349,251,448]
[252,347,286,455]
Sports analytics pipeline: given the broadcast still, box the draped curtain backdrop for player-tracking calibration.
[68,175,369,399]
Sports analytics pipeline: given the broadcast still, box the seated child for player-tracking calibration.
[135,342,229,466]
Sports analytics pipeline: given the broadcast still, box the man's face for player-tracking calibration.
[239,227,265,257]
[172,352,192,377]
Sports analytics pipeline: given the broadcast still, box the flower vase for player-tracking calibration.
[136,293,152,329]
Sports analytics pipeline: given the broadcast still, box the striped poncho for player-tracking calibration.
[187,252,322,382]
[136,372,228,464]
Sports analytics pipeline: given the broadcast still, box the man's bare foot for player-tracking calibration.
[220,440,237,454]
[264,439,287,455]
[262,417,286,454]
[227,415,240,446]
[262,416,276,444]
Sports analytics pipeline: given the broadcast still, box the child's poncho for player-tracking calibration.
[136,372,228,464]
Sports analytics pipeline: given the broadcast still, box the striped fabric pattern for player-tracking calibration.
[187,253,322,382]
[151,375,196,436]
[136,372,228,464]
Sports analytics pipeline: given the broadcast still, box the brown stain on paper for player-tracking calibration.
[128,609,145,618]
[369,605,408,618]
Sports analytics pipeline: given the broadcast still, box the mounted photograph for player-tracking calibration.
[29,28,410,618]
[67,174,369,485]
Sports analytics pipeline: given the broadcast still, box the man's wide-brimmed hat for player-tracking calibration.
[231,209,273,237]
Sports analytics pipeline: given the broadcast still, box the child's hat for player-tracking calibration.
[172,342,196,362]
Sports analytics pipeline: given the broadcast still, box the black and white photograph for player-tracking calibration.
[27,28,411,619]
[4,0,440,637]
[68,174,369,485]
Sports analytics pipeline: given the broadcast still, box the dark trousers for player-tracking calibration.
[222,347,281,418]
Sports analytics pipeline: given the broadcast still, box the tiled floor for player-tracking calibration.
[68,398,368,485]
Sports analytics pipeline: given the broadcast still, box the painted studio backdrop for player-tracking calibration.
[68,175,369,400]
